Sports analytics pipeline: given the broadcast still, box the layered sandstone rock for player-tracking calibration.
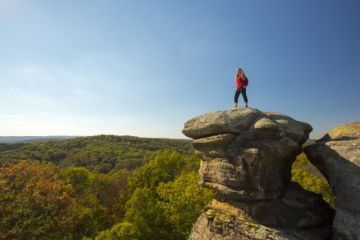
[183,108,312,201]
[305,122,360,240]
[183,108,334,240]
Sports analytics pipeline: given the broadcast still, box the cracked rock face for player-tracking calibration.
[183,108,312,201]
[305,122,360,240]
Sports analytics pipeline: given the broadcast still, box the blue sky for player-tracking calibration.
[0,0,359,138]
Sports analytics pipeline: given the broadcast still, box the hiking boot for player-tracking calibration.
[232,103,238,111]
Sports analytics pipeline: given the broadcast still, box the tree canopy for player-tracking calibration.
[0,136,334,239]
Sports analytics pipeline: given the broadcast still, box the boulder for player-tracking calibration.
[304,121,360,240]
[183,108,262,139]
[183,108,311,200]
[265,112,312,144]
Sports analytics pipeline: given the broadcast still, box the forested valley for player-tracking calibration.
[0,135,333,239]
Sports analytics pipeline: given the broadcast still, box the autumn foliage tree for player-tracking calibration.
[0,161,133,239]
[0,161,73,240]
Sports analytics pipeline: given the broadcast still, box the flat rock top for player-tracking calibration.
[182,108,261,139]
[182,108,312,144]
[327,121,360,139]
[314,121,360,166]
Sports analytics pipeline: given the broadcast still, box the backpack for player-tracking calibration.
[242,76,249,86]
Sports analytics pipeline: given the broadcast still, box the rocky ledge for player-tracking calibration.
[305,122,360,240]
[183,108,334,240]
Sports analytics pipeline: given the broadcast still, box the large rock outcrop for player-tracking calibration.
[183,108,334,240]
[305,122,360,240]
[183,108,312,201]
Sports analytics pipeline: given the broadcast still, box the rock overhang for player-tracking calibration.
[182,108,312,145]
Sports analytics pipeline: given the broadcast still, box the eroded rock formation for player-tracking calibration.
[305,122,360,240]
[183,108,334,240]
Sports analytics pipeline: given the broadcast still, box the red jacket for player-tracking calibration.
[236,74,248,89]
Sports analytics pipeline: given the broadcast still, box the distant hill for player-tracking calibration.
[0,135,192,173]
[0,136,76,143]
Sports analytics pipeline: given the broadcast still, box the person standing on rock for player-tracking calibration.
[233,68,249,110]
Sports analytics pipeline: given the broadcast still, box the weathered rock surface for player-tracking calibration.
[305,121,360,240]
[183,108,334,240]
[189,198,332,240]
[183,108,312,201]
[183,109,312,144]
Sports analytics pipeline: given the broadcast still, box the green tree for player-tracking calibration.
[106,170,132,222]
[124,188,169,239]
[95,221,140,240]
[156,172,215,239]
[97,151,213,240]
[63,167,94,195]
[62,167,110,238]
[128,150,186,190]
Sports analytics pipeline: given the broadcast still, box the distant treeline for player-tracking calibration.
[0,136,76,143]
[0,135,193,173]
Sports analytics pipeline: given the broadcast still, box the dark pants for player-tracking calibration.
[234,88,248,103]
